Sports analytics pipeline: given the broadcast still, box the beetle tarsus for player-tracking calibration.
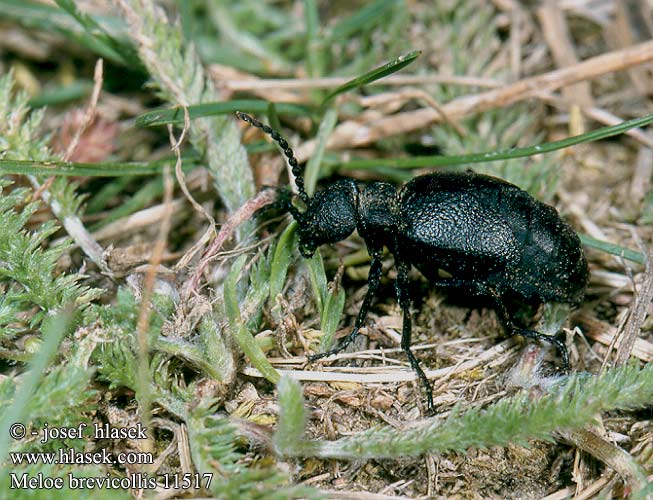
[512,328,570,373]
[307,333,357,361]
[488,287,571,373]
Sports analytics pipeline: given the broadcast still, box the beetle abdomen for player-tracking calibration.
[397,171,588,305]
[509,198,588,304]
[398,172,522,277]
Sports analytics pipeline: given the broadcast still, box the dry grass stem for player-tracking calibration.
[92,199,186,242]
[613,247,653,366]
[534,89,653,146]
[295,40,653,161]
[135,163,174,453]
[577,311,653,363]
[241,339,514,383]
[537,2,593,107]
[357,88,466,136]
[213,71,502,93]
[64,59,104,161]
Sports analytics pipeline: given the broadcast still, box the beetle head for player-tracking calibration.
[295,179,359,257]
[237,112,359,258]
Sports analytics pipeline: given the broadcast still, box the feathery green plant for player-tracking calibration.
[0,72,90,221]
[0,180,99,342]
[187,399,318,499]
[0,311,75,460]
[0,309,101,500]
[114,0,255,218]
[89,288,205,417]
[274,363,653,460]
[0,73,101,344]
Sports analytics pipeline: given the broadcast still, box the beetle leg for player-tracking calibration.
[486,288,570,373]
[308,252,383,361]
[396,260,434,413]
[427,277,570,372]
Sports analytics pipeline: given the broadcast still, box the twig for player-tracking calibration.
[64,59,104,161]
[181,189,277,299]
[556,428,648,494]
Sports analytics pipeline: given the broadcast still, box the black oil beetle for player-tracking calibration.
[237,112,589,413]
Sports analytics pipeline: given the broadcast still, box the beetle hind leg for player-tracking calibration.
[508,327,569,373]
[427,276,570,373]
[489,290,570,373]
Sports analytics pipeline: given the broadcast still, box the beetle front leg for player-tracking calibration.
[396,260,434,414]
[308,252,383,362]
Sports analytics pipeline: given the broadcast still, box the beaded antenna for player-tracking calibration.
[236,112,308,220]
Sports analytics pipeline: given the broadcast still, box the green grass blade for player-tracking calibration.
[28,80,93,108]
[0,157,198,177]
[304,107,338,196]
[304,0,323,79]
[579,234,645,265]
[53,0,140,67]
[321,50,421,107]
[224,256,280,384]
[319,283,345,352]
[267,102,283,133]
[306,253,328,315]
[341,113,653,170]
[328,0,399,42]
[0,0,127,65]
[89,178,163,231]
[269,223,298,317]
[85,176,135,214]
[135,100,312,128]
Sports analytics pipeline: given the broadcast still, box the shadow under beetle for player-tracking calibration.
[237,112,589,413]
